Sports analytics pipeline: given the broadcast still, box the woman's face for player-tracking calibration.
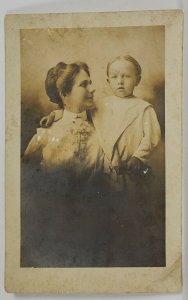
[63,70,95,113]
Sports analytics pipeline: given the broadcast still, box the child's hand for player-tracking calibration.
[126,156,142,174]
[40,112,55,128]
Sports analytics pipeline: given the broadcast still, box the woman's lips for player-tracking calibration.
[87,96,93,101]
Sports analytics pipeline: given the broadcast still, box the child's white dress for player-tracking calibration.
[92,95,161,189]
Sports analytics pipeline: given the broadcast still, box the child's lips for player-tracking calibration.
[117,87,125,90]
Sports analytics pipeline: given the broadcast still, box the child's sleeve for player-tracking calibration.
[53,109,63,121]
[40,109,63,128]
[133,106,161,162]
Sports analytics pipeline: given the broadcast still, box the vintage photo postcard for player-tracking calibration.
[5,10,183,293]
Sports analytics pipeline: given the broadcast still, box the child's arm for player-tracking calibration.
[40,110,63,128]
[40,112,55,128]
[132,106,161,163]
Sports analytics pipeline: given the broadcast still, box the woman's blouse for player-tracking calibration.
[23,109,104,180]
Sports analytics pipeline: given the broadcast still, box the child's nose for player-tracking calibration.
[118,76,124,84]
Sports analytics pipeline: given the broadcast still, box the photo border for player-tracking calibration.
[5,10,183,293]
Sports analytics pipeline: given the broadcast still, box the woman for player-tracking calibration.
[23,61,104,181]
[21,62,106,267]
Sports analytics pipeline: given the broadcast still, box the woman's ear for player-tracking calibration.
[60,89,65,98]
[136,75,141,86]
[62,93,69,108]
[107,78,110,84]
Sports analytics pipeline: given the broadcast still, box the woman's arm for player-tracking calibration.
[22,128,47,163]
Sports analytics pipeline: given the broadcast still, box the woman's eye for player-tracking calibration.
[80,82,87,88]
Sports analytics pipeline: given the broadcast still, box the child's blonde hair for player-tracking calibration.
[106,55,142,79]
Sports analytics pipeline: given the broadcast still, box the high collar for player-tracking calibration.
[53,109,88,123]
[63,109,87,124]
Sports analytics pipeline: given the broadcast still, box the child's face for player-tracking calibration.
[107,60,139,98]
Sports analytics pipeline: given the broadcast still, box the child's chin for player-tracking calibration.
[115,92,127,98]
[115,91,131,98]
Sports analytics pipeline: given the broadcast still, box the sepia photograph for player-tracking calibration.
[21,26,165,268]
[5,10,183,293]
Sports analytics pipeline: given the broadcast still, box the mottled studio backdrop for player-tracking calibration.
[21,26,165,152]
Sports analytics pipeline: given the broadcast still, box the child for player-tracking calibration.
[41,56,161,190]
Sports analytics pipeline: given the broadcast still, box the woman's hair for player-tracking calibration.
[106,55,142,79]
[45,61,90,108]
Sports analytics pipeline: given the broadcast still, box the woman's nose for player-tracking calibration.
[88,84,95,94]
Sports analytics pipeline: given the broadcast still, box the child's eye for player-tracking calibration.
[110,75,117,79]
